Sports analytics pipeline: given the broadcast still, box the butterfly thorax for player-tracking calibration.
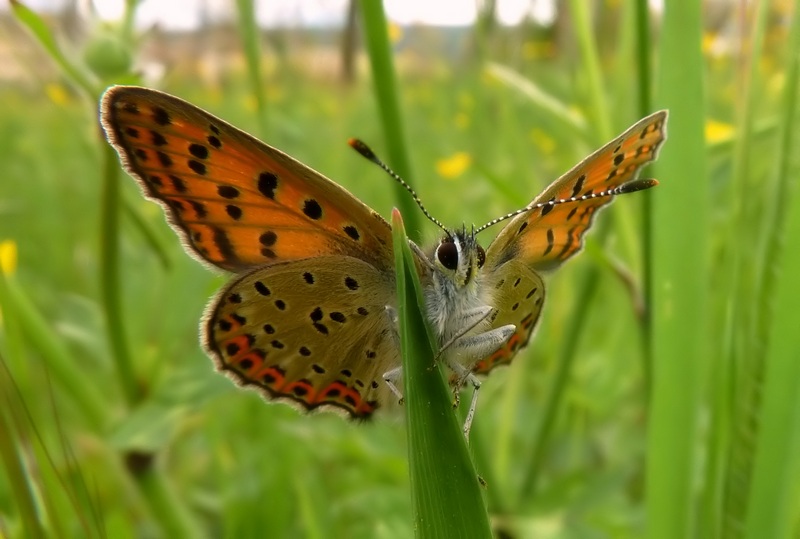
[423,229,492,349]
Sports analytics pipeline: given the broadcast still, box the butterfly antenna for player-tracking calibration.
[348,138,448,233]
[474,178,659,234]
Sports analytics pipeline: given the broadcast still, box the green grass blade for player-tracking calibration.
[633,0,654,114]
[743,188,800,536]
[0,360,46,539]
[722,2,772,533]
[359,2,422,241]
[647,1,707,537]
[485,63,588,137]
[634,0,655,396]
[99,143,139,406]
[122,196,172,271]
[131,458,208,539]
[0,271,108,430]
[235,0,268,135]
[569,0,611,141]
[391,209,491,538]
[744,2,800,536]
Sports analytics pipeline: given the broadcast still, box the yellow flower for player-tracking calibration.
[705,119,735,144]
[243,94,258,112]
[0,240,17,276]
[45,83,70,106]
[206,86,223,105]
[436,152,471,180]
[529,128,556,154]
[266,85,284,104]
[388,22,403,44]
[457,92,474,110]
[454,112,470,130]
[522,41,554,60]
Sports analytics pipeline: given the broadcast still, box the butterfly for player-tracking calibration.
[100,86,667,434]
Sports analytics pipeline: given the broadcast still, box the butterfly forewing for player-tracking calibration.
[487,110,668,272]
[101,86,394,273]
[204,256,398,417]
[477,111,668,374]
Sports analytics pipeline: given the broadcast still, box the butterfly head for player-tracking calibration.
[433,227,486,289]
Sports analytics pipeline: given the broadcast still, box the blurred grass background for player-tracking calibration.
[0,0,799,537]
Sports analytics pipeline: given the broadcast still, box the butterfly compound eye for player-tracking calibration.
[476,244,486,268]
[436,240,459,270]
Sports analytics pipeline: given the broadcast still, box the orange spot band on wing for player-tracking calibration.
[254,365,287,391]
[315,380,376,417]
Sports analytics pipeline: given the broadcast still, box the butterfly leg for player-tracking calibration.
[449,324,516,371]
[442,355,483,439]
[445,324,515,439]
[435,306,496,361]
[382,366,405,404]
[450,324,516,407]
[435,306,495,410]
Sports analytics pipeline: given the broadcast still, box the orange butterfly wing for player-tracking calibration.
[475,111,669,375]
[102,86,405,419]
[487,110,668,272]
[101,86,394,273]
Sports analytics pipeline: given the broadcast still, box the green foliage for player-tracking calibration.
[1,0,798,537]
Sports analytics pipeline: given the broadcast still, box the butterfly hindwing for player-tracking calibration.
[487,110,668,272]
[473,260,545,375]
[204,256,398,417]
[101,86,394,273]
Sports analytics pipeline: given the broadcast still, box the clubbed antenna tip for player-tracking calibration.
[348,138,447,233]
[348,138,378,162]
[618,178,659,193]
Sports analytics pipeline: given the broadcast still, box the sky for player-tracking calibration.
[12,0,563,29]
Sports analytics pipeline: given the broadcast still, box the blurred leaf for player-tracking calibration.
[109,401,187,452]
[0,272,108,430]
[10,0,97,97]
[485,63,587,137]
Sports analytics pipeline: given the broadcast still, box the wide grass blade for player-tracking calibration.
[744,2,800,535]
[391,209,491,538]
[647,1,707,537]
[743,193,800,535]
[721,2,772,534]
[359,2,422,240]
